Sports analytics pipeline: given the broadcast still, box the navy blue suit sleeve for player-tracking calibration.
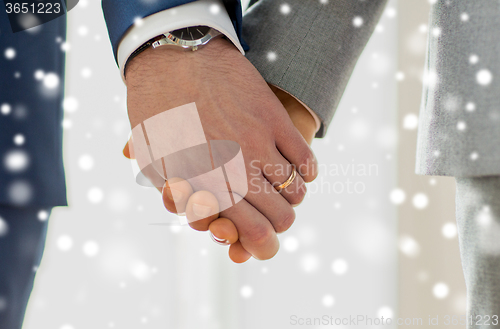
[101,0,248,63]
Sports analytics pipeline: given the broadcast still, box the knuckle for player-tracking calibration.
[245,224,274,248]
[296,150,317,182]
[274,208,295,233]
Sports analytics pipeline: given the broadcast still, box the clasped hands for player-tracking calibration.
[124,37,318,263]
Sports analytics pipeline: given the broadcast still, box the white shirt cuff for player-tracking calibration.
[117,0,244,82]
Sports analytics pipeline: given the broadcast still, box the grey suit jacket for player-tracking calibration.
[243,0,500,177]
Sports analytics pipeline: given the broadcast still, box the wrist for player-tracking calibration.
[125,37,239,83]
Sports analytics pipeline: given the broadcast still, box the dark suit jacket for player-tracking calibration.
[0,0,245,208]
[0,14,67,207]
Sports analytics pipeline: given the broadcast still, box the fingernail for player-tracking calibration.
[169,188,183,203]
[210,231,230,245]
[193,203,212,218]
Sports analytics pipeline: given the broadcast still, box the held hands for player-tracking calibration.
[124,37,318,262]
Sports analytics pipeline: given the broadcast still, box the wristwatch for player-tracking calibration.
[125,25,222,73]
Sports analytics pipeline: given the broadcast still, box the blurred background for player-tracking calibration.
[22,1,465,328]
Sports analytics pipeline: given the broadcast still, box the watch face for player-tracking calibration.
[171,26,211,41]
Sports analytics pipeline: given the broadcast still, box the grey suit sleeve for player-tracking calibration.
[243,0,387,137]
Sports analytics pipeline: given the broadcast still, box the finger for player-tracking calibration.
[209,217,238,245]
[162,177,194,214]
[229,240,252,263]
[275,119,318,183]
[185,190,220,231]
[220,197,279,260]
[269,83,317,145]
[244,174,297,233]
[123,138,135,159]
[260,151,307,207]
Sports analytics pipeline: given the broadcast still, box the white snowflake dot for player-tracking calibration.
[377,306,394,319]
[423,69,438,88]
[240,285,253,298]
[469,54,479,64]
[280,4,291,14]
[81,67,92,78]
[78,154,94,171]
[283,236,299,252]
[457,121,467,131]
[13,134,25,146]
[353,16,363,27]
[433,282,449,299]
[460,12,469,21]
[412,193,429,209]
[432,27,441,37]
[465,102,476,112]
[77,26,88,36]
[403,113,418,130]
[470,152,479,161]
[385,7,396,18]
[43,72,60,89]
[34,70,45,80]
[133,17,143,27]
[300,253,320,273]
[389,188,406,205]
[399,235,420,257]
[62,118,72,129]
[395,71,405,81]
[209,4,220,14]
[1,103,11,115]
[331,258,348,275]
[322,294,335,307]
[433,150,441,157]
[82,240,99,257]
[63,97,79,112]
[476,69,493,85]
[4,150,29,173]
[4,48,16,60]
[61,42,71,52]
[267,52,277,61]
[442,222,457,239]
[88,187,104,204]
[37,210,49,221]
[57,235,73,251]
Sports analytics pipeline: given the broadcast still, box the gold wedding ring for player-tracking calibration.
[275,169,297,193]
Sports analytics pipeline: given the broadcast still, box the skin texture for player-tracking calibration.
[124,83,316,263]
[125,37,318,261]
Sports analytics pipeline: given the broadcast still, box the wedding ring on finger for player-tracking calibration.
[210,231,230,246]
[274,169,297,193]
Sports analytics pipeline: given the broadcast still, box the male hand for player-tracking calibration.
[125,37,317,261]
